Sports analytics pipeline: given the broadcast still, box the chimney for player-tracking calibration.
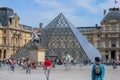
[104,9,106,15]
[95,24,98,27]
[39,23,43,32]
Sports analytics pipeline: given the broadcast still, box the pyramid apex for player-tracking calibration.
[58,13,65,17]
[59,13,63,15]
[45,12,70,28]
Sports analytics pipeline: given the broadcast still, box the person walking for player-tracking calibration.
[91,57,105,80]
[112,59,117,69]
[10,59,15,72]
[26,59,31,74]
[44,57,52,80]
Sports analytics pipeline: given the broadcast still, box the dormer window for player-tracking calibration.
[15,21,17,27]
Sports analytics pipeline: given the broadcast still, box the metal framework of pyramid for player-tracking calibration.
[42,13,101,62]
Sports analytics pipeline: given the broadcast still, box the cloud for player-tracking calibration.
[71,0,98,14]
[35,0,74,10]
[20,0,119,27]
[0,0,11,7]
[72,0,118,15]
[35,0,62,8]
[33,0,103,26]
[33,0,77,26]
[99,0,119,10]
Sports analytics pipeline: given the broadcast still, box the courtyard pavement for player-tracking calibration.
[0,65,120,80]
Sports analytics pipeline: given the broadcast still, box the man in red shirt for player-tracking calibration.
[44,57,52,80]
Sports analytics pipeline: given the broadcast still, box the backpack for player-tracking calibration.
[94,64,102,75]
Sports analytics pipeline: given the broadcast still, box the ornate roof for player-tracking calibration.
[0,7,13,12]
[102,8,120,23]
[0,7,14,26]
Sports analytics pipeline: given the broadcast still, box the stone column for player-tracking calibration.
[109,40,111,47]
[116,51,119,60]
[1,49,4,59]
[108,51,111,60]
[7,50,11,59]
[116,40,119,47]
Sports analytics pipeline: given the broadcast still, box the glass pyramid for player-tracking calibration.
[42,13,101,62]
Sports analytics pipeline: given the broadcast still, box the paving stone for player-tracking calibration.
[0,65,120,80]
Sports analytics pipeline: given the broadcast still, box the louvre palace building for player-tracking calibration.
[78,7,120,61]
[0,7,120,61]
[0,7,33,59]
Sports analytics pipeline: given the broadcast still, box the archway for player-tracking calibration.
[105,54,108,59]
[3,50,6,59]
[111,51,116,59]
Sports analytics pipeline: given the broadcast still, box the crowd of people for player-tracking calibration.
[0,58,33,74]
[0,57,120,80]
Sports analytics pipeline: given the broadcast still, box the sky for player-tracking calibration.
[0,0,119,28]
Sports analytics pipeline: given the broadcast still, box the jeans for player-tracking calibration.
[44,67,51,80]
[26,67,31,74]
[11,65,15,72]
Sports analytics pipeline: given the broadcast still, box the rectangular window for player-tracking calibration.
[3,38,6,45]
[3,30,6,34]
[112,44,116,47]
[97,34,100,37]
[111,40,116,47]
[97,41,102,48]
[105,41,109,47]
[119,40,120,47]
[118,25,120,30]
[110,33,118,37]
[105,26,109,31]
[111,24,116,31]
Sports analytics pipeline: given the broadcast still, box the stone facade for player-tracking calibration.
[78,8,120,61]
[0,7,32,59]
